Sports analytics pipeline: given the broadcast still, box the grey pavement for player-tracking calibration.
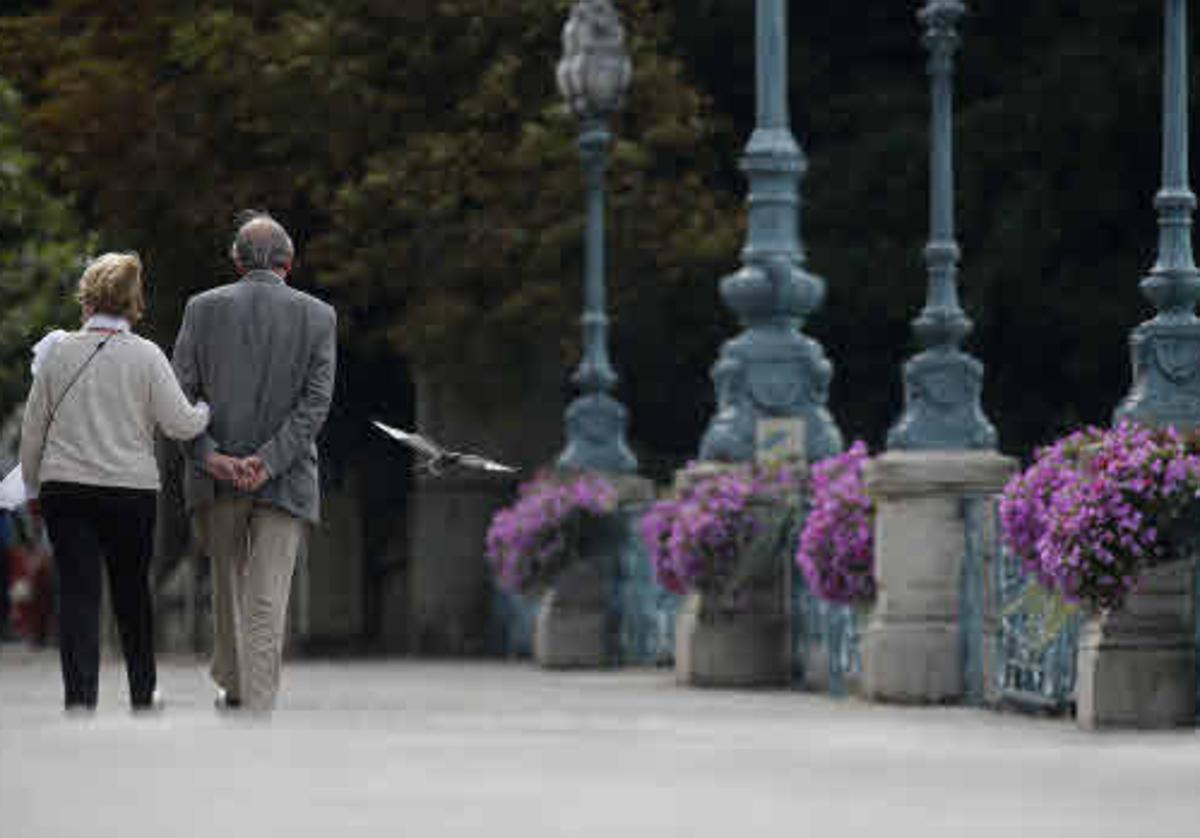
[2,645,1200,838]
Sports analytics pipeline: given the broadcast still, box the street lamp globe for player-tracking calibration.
[554,0,637,474]
[556,0,632,120]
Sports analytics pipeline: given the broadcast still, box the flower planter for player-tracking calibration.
[674,553,791,688]
[994,423,1200,727]
[533,513,629,669]
[488,472,651,668]
[1075,557,1196,729]
[533,557,612,668]
[641,462,800,686]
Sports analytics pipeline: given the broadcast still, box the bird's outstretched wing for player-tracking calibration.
[445,452,519,474]
[371,420,443,460]
[371,420,518,475]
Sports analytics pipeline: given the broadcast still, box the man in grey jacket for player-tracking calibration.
[173,211,336,712]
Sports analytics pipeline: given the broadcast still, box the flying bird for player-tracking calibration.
[371,420,518,475]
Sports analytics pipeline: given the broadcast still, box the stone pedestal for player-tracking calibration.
[675,585,791,687]
[671,465,793,687]
[674,540,791,687]
[409,472,510,655]
[295,473,365,652]
[1076,558,1196,729]
[405,357,563,655]
[861,450,1015,703]
[534,558,612,669]
[533,476,653,669]
[377,514,411,653]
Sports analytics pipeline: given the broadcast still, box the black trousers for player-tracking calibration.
[40,482,158,709]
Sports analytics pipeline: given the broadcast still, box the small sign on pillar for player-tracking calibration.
[755,417,807,469]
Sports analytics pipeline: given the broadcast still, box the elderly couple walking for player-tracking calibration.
[19,211,336,715]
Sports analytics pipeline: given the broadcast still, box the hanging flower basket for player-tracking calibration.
[999,421,1200,615]
[640,463,802,601]
[485,471,620,596]
[795,441,876,606]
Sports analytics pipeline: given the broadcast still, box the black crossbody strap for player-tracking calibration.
[42,334,113,443]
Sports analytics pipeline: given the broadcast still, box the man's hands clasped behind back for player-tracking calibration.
[204,452,270,492]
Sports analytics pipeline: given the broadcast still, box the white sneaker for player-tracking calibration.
[132,688,165,714]
[214,687,242,711]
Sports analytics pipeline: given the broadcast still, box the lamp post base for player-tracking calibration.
[557,392,637,473]
[1115,319,1200,430]
[699,326,842,464]
[888,348,996,451]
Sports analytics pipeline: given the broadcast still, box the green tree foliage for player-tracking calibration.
[0,0,1187,465]
[0,0,740,472]
[0,78,93,413]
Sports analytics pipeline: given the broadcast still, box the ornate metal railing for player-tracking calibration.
[792,493,1078,709]
[986,498,1079,713]
[612,502,679,665]
[487,583,538,659]
[792,579,863,696]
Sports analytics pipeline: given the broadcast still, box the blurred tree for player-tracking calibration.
[0,0,740,476]
[0,78,93,415]
[0,0,1184,467]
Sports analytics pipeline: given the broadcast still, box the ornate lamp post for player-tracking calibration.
[861,0,1014,706]
[1115,0,1200,429]
[698,0,841,463]
[1079,0,1200,732]
[555,0,637,473]
[887,0,995,451]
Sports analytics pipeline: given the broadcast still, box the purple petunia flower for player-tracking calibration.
[999,422,1200,612]
[640,463,800,595]
[485,471,619,595]
[795,441,876,606]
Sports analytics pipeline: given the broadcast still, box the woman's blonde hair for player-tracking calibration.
[76,252,145,322]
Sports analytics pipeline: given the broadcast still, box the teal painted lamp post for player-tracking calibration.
[1115,0,1200,429]
[887,0,996,451]
[698,0,842,463]
[555,0,637,473]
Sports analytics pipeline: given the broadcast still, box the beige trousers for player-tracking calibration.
[195,498,305,712]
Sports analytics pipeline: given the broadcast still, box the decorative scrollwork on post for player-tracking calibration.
[887,0,996,452]
[698,0,843,464]
[1116,0,1200,430]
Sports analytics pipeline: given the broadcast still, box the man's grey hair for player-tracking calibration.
[230,210,295,271]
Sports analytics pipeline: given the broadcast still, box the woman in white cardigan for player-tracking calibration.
[20,253,209,713]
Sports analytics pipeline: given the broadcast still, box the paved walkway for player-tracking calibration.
[2,646,1200,837]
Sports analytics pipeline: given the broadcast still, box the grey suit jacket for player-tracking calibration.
[172,270,337,523]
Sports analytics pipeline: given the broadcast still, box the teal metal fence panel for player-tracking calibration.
[792,575,863,697]
[488,585,538,659]
[960,495,988,705]
[613,502,679,665]
[988,499,1079,712]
